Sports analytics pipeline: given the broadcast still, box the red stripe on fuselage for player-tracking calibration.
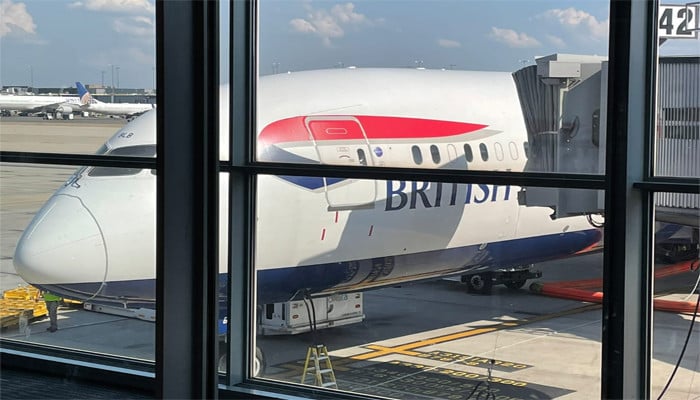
[258,115,487,146]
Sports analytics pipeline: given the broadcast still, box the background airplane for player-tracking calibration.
[76,81,155,118]
[0,92,81,119]
[14,68,604,310]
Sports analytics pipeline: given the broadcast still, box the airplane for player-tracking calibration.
[76,81,155,118]
[13,67,605,312]
[0,93,82,119]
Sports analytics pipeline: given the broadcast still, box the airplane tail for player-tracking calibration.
[75,82,94,106]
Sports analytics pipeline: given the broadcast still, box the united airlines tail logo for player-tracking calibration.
[80,92,93,106]
[76,82,93,105]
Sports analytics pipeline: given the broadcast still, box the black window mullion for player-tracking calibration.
[156,1,219,398]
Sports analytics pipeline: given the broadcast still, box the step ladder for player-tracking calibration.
[301,344,337,389]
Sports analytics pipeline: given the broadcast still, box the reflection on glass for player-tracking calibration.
[257,1,609,175]
[652,196,700,399]
[250,174,605,398]
[0,163,155,362]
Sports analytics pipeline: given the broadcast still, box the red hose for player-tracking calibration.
[530,260,699,314]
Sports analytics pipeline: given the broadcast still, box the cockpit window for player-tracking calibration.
[88,145,156,177]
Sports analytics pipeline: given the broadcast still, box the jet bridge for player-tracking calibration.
[513,53,608,219]
[514,53,699,230]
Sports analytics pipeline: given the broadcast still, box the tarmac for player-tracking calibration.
[0,116,698,400]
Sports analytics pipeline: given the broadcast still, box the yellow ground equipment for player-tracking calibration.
[0,286,47,328]
[301,344,338,389]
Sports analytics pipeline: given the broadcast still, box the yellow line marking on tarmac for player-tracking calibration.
[353,327,497,360]
[351,303,601,361]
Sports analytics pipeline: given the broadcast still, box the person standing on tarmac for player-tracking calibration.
[41,291,62,332]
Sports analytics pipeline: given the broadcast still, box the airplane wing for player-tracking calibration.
[26,101,77,113]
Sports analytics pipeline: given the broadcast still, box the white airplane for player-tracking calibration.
[0,93,81,118]
[76,82,155,117]
[13,68,604,310]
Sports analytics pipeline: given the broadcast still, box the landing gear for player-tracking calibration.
[464,272,493,295]
[504,279,527,290]
[462,265,541,295]
[655,242,699,264]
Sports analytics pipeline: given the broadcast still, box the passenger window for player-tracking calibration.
[479,143,489,161]
[88,145,157,177]
[494,142,504,161]
[430,145,441,164]
[463,144,474,162]
[411,145,423,165]
[357,148,368,166]
[508,141,519,160]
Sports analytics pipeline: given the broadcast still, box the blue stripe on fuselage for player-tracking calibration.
[39,229,601,307]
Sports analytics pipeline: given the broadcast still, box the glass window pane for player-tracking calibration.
[248,174,606,398]
[0,2,156,154]
[0,163,155,366]
[651,196,700,398]
[257,1,609,175]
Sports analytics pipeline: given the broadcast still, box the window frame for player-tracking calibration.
[0,1,696,400]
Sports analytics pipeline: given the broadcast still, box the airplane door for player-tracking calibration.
[305,116,376,209]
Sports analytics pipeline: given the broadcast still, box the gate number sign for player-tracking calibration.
[659,4,699,39]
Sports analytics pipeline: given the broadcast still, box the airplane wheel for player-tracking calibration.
[254,346,266,377]
[504,280,527,290]
[466,273,493,295]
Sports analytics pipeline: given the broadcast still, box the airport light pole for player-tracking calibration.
[28,65,33,90]
[116,66,120,89]
[110,64,115,103]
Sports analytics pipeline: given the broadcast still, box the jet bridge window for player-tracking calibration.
[411,145,423,165]
[430,145,441,164]
[463,144,474,162]
[88,145,157,177]
[479,143,489,161]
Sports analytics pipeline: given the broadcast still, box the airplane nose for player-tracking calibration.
[13,194,107,285]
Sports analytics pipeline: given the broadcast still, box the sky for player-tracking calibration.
[1,0,698,88]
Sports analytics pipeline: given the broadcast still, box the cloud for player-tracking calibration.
[437,38,461,48]
[69,0,154,14]
[289,2,375,47]
[1,0,36,37]
[546,34,567,48]
[113,16,154,37]
[541,8,609,40]
[289,18,316,33]
[489,27,541,48]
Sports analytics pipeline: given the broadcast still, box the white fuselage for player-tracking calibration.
[13,68,601,305]
[0,94,81,112]
[81,101,155,117]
